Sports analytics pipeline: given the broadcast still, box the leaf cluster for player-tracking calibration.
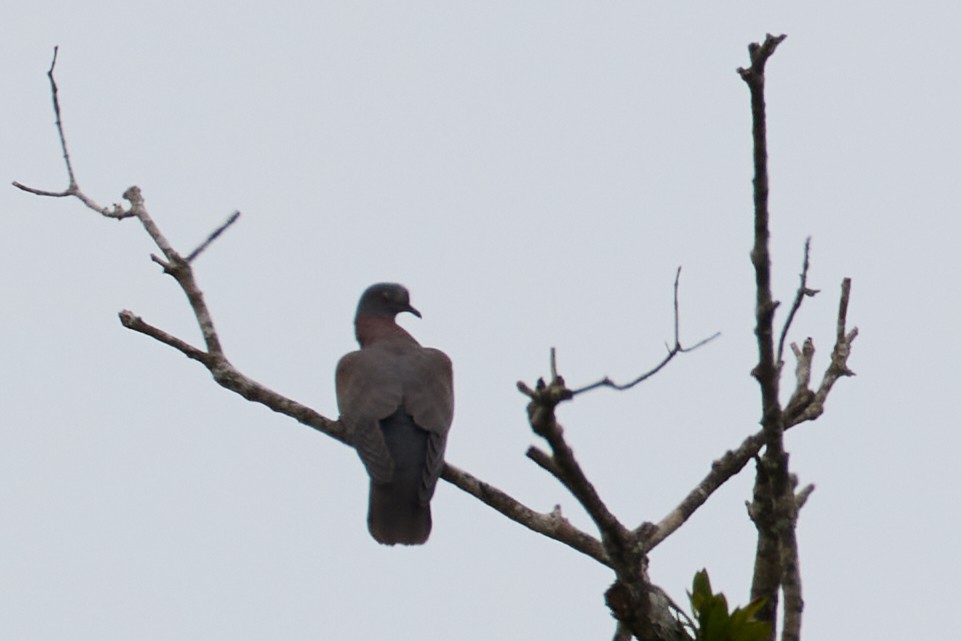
[687,570,771,641]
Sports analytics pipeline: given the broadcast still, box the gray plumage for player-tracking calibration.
[335,283,454,545]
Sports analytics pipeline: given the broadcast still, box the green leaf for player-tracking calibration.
[702,598,732,641]
[730,620,771,641]
[732,597,766,624]
[692,569,712,600]
[728,597,770,641]
[687,571,771,641]
[690,569,713,621]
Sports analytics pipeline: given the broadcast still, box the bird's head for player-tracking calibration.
[355,282,422,320]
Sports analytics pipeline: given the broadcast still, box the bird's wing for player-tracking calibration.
[399,347,454,503]
[401,347,454,435]
[335,349,404,483]
[419,430,448,504]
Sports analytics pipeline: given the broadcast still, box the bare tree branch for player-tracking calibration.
[186,211,241,263]
[16,40,860,641]
[738,33,798,641]
[520,377,629,547]
[118,310,212,364]
[119,311,610,565]
[119,307,351,445]
[519,374,689,641]
[13,47,616,578]
[642,430,765,549]
[525,445,565,481]
[12,48,132,219]
[739,31,787,429]
[747,455,782,640]
[46,46,76,189]
[777,479,805,641]
[572,268,720,396]
[782,338,816,424]
[442,463,610,566]
[120,196,618,568]
[776,237,819,367]
[645,274,855,552]
[784,279,858,428]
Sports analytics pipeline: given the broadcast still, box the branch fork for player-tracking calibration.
[17,39,861,641]
[518,365,689,640]
[14,44,618,577]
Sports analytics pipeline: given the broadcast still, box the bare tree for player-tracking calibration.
[14,34,856,641]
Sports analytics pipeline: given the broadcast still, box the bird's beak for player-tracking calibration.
[405,304,422,319]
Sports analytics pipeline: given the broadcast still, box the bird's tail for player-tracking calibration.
[367,409,432,545]
[368,481,432,545]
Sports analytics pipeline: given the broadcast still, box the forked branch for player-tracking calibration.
[13,45,609,572]
[518,369,687,640]
[572,267,720,396]
[16,40,860,641]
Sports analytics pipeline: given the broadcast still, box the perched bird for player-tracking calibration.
[335,283,454,545]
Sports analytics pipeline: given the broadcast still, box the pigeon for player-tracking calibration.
[335,283,454,545]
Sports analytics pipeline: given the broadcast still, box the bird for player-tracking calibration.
[335,283,454,545]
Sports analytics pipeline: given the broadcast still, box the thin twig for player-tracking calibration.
[572,333,720,396]
[12,47,132,219]
[186,211,241,263]
[776,237,819,366]
[572,269,720,396]
[10,183,70,197]
[47,46,77,190]
[672,267,682,348]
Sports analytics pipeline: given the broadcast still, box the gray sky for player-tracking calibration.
[3,2,960,640]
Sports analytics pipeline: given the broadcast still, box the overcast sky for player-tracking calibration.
[3,2,960,640]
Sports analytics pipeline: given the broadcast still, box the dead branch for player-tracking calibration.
[186,211,241,263]
[519,373,687,641]
[639,390,830,554]
[783,279,858,428]
[642,429,765,549]
[442,463,610,566]
[777,238,819,367]
[13,46,613,575]
[12,48,132,219]
[739,33,798,641]
[520,377,629,547]
[16,39,860,641]
[572,267,720,396]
